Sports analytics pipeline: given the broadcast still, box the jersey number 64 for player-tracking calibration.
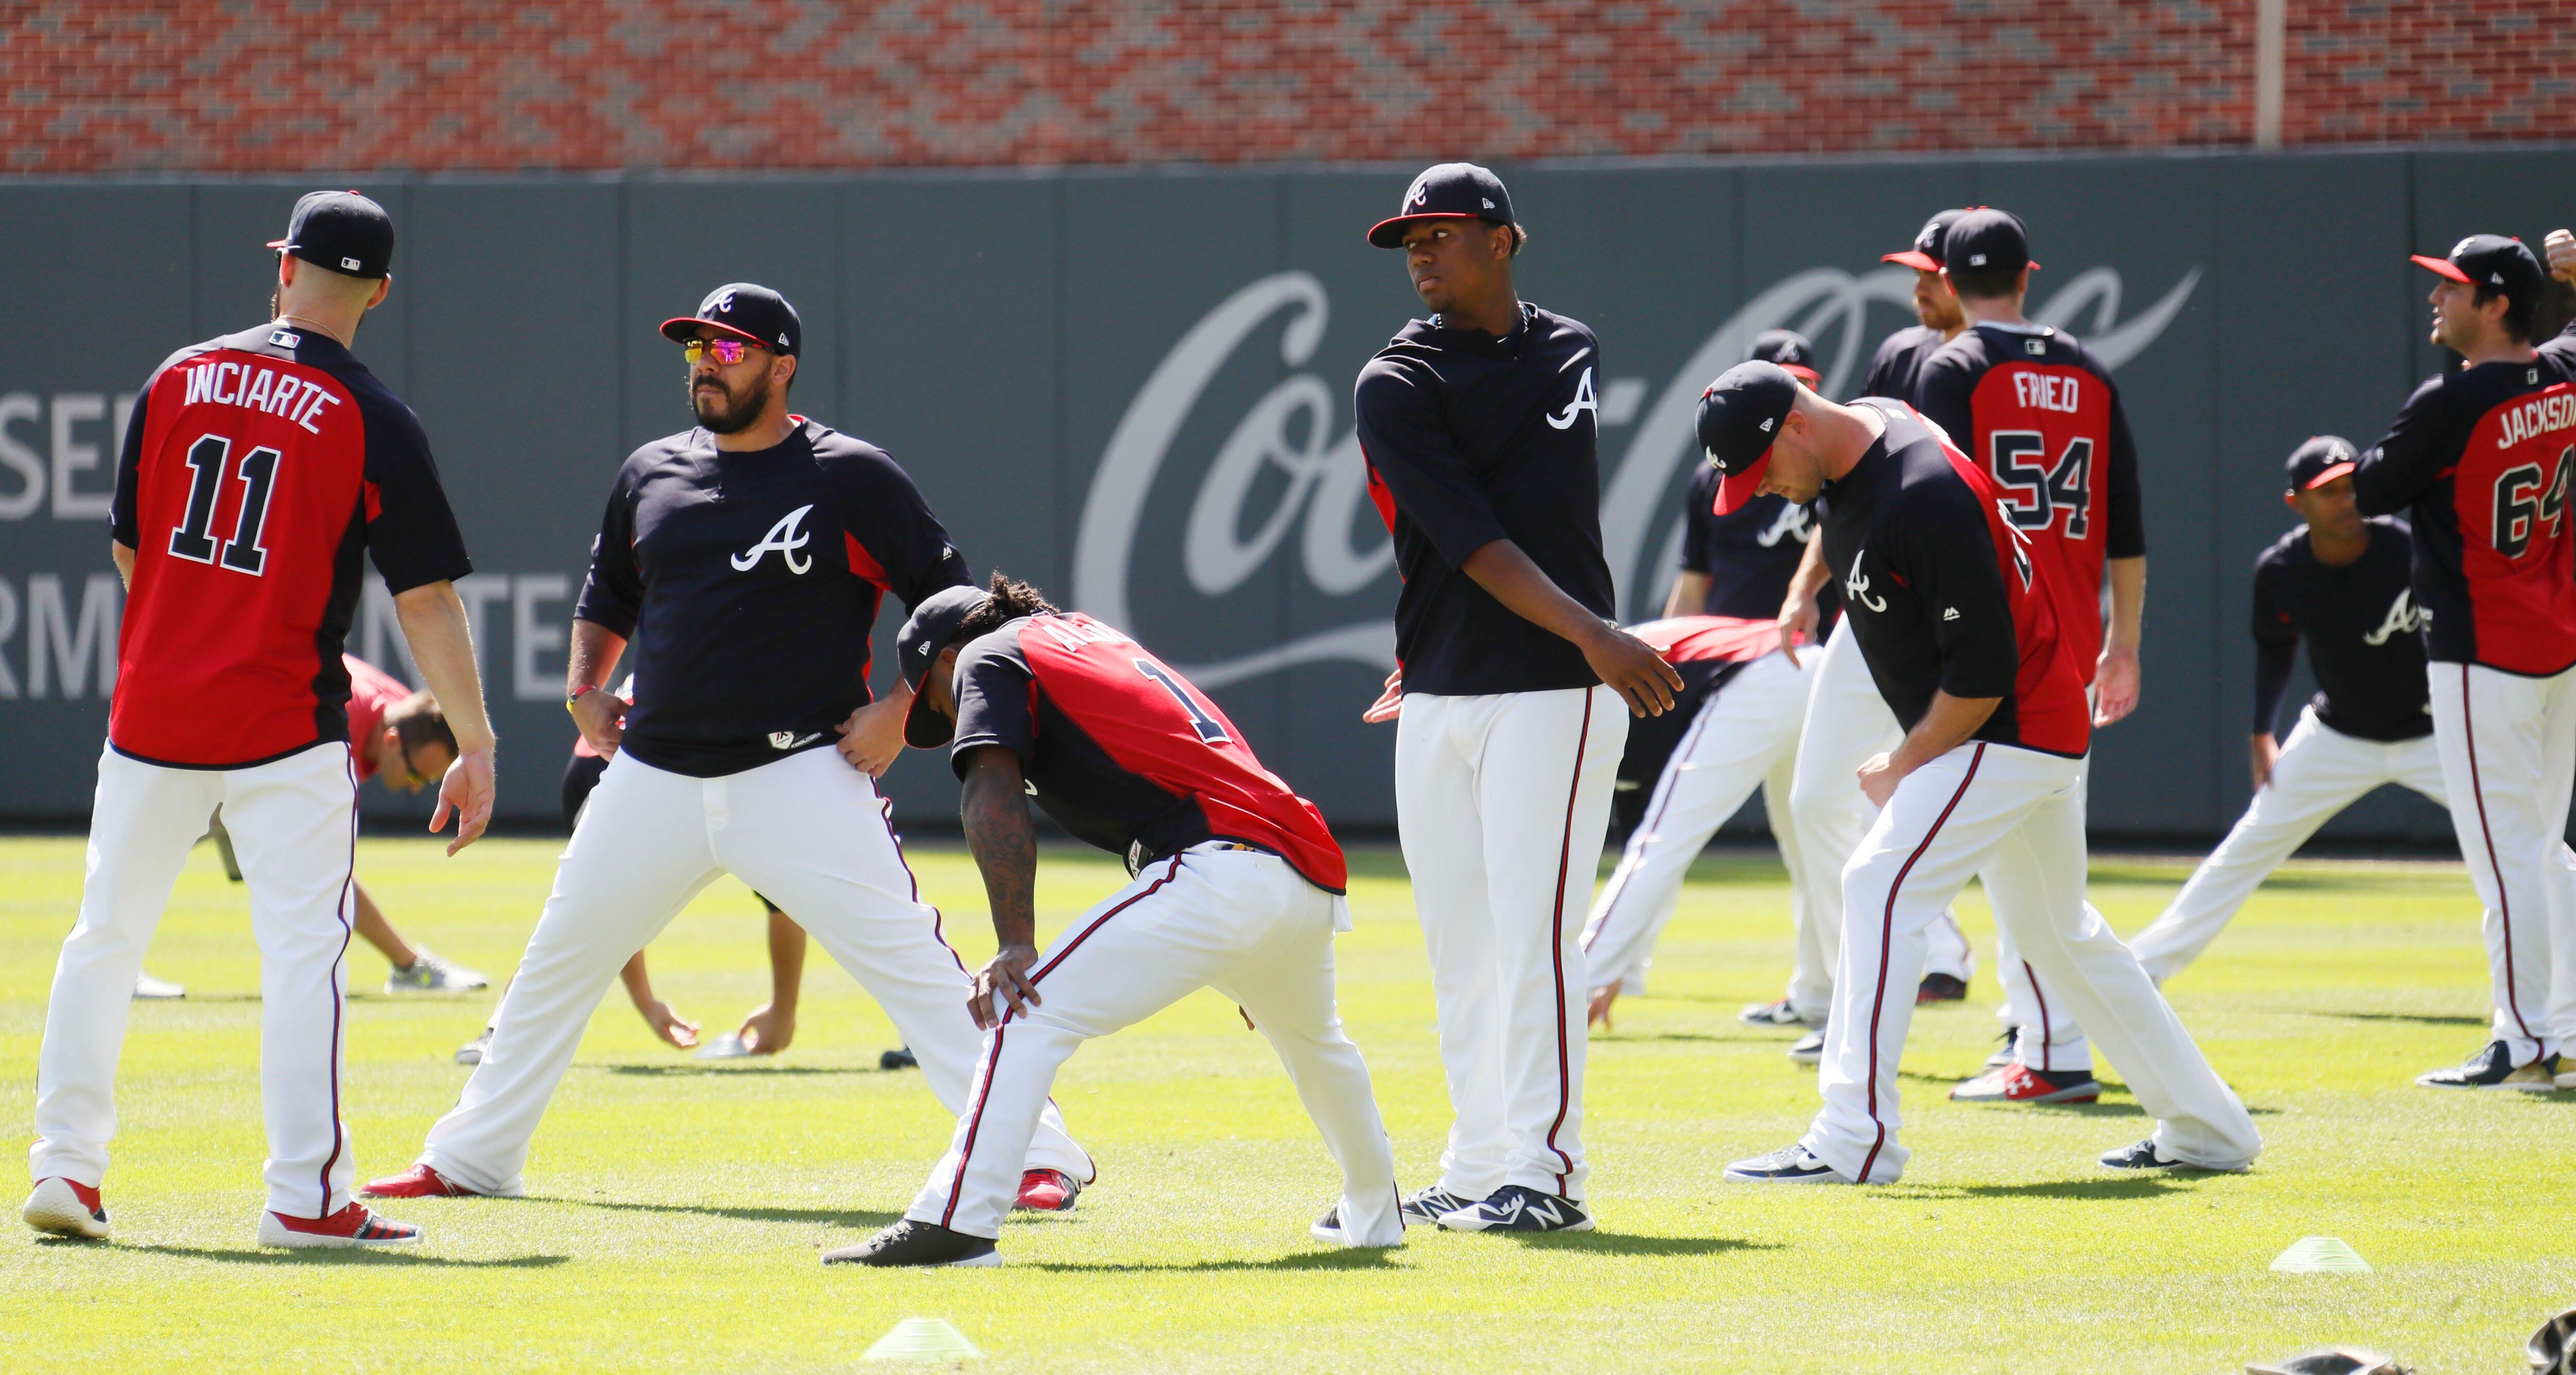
[2492,445,2572,560]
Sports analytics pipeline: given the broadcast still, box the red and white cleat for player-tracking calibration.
[1013,1168,1081,1213]
[24,1177,110,1240]
[360,1164,484,1199]
[258,1202,422,1248]
[1950,1063,2101,1104]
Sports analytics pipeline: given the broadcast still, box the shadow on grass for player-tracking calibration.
[2312,1010,2488,1028]
[554,1197,901,1228]
[590,1063,883,1078]
[1027,1247,1404,1273]
[1888,1175,2197,1201]
[126,1243,569,1267]
[1495,1232,1778,1257]
[1026,1232,1771,1271]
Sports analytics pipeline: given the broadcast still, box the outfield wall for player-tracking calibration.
[6,148,2572,841]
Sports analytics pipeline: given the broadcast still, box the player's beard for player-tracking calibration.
[692,368,772,435]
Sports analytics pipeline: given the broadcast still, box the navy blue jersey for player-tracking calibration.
[1355,304,1617,697]
[1857,324,1952,405]
[575,418,970,777]
[2250,519,2431,742]
[1677,466,1837,624]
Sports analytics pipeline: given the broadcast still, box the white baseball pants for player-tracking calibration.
[416,747,1089,1194]
[2429,662,2576,1064]
[33,741,363,1219]
[1801,742,2260,1182]
[1787,621,1976,1016]
[2130,709,2449,981]
[1398,685,1625,1202]
[1582,650,1814,998]
[906,846,1399,1243]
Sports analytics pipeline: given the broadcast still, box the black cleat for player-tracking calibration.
[2098,1139,2249,1173]
[1398,1184,1478,1227]
[2414,1040,2560,1091]
[821,1218,999,1267]
[1435,1184,1594,1233]
[879,1045,919,1072]
[1916,973,1969,1003]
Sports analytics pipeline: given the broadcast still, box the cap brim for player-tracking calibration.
[265,237,290,250]
[1882,250,1941,271]
[903,689,955,750]
[2410,254,2473,284]
[1781,364,1822,387]
[659,316,771,347]
[1711,452,1774,516]
[2298,461,2358,491]
[1367,212,1488,248]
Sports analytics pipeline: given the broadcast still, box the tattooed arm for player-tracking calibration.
[959,744,1043,1030]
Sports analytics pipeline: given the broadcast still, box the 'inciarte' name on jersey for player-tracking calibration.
[2496,389,2576,450]
[2010,371,2082,414]
[179,360,340,435]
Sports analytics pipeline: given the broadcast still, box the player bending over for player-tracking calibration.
[827,578,1400,1267]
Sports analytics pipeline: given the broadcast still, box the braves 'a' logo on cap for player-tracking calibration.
[706,287,737,315]
[1408,176,1431,208]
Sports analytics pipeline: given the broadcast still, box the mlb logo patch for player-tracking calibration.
[341,257,362,271]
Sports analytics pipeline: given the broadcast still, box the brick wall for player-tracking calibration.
[7,1,2572,173]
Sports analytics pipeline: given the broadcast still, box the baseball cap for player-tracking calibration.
[896,584,997,749]
[1882,209,1967,272]
[2283,435,2359,499]
[660,282,802,356]
[1368,162,1517,249]
[266,190,394,280]
[1942,208,2041,276]
[1747,329,1821,387]
[1695,361,1804,516]
[2411,234,2543,316]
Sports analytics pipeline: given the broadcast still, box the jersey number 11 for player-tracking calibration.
[168,432,282,576]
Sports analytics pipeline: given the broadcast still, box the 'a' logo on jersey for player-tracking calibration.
[1754,502,1814,548]
[2363,587,2426,646]
[732,504,815,575]
[1844,547,1888,613]
[1545,365,1599,430]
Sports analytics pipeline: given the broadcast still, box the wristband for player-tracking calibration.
[566,685,600,714]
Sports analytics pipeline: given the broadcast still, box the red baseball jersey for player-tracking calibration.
[1916,322,2144,682]
[2353,353,2576,675]
[947,613,1346,893]
[343,654,412,782]
[108,326,471,768]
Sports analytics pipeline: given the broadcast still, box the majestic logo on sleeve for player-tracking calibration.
[1545,366,1600,431]
[1843,547,1888,613]
[2363,588,2426,646]
[732,504,816,575]
[1754,502,1814,548]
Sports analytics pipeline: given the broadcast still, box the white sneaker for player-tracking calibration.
[1786,1030,1824,1064]
[454,1027,493,1065]
[133,972,186,999]
[383,948,489,994]
[694,1031,753,1060]
[24,1178,110,1240]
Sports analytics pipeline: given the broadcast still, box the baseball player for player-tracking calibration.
[1585,331,1836,1035]
[1695,363,2259,1182]
[2351,235,2576,1091]
[362,283,1092,1208]
[825,578,1400,1267]
[1861,208,1972,400]
[25,191,495,1248]
[1914,208,2149,1104]
[1355,163,1682,1234]
[2126,441,2456,980]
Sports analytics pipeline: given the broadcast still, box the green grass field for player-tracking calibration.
[1,834,2569,1372]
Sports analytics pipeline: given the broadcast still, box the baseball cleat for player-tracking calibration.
[1399,1185,1478,1227]
[1436,1185,1593,1233]
[1950,1063,2100,1104]
[2414,1041,2561,1091]
[454,1027,494,1065]
[1309,1204,1400,1248]
[359,1164,493,1199]
[133,972,187,1000]
[2558,1065,2576,1092]
[1013,1168,1080,1212]
[822,1218,999,1267]
[258,1202,421,1248]
[693,1031,753,1060]
[1723,1145,1849,1184]
[23,1177,110,1240]
[1786,1029,1825,1065]
[2098,1139,2250,1173]
[879,1045,919,1071]
[1916,973,1969,1004]
[1738,998,1814,1028]
[1983,1026,2022,1070]
[382,948,488,994]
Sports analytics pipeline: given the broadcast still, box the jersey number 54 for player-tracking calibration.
[1988,431,2093,539]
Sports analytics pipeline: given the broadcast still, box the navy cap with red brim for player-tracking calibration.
[2410,254,2473,284]
[659,316,771,347]
[1696,360,1803,515]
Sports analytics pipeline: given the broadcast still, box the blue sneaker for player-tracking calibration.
[1723,1145,1848,1184]
[1399,1185,1477,1228]
[1435,1185,1593,1233]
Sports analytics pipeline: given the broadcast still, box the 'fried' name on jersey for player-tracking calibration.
[2011,371,2081,414]
[178,357,341,434]
[2496,387,2576,450]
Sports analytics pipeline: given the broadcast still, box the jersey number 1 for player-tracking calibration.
[169,433,282,575]
[1135,659,1229,744]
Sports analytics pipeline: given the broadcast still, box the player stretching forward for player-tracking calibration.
[827,578,1401,1266]
[2126,440,2455,980]
[1697,362,2258,1182]
[1356,164,1681,1235]
[364,284,1090,1204]
[26,192,495,1247]
[1916,208,2149,1104]
[2352,236,2576,1091]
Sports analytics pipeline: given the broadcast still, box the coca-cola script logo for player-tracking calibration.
[1073,263,2198,689]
